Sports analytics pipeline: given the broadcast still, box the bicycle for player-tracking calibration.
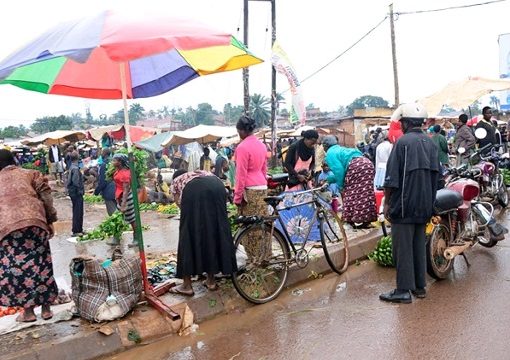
[232,185,349,304]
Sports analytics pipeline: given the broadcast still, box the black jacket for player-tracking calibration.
[94,161,115,201]
[476,119,497,151]
[384,129,440,224]
[66,163,84,197]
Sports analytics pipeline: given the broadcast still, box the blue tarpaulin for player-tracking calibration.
[134,132,174,153]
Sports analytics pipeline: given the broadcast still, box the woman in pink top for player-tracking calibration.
[234,116,268,215]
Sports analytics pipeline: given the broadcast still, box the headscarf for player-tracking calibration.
[113,153,129,169]
[322,135,338,148]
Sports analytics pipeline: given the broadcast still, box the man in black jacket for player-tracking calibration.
[475,107,497,152]
[380,103,440,304]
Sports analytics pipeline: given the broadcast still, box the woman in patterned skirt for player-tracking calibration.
[0,149,58,322]
[322,135,377,227]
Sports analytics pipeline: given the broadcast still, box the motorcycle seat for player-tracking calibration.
[269,173,289,183]
[434,189,463,214]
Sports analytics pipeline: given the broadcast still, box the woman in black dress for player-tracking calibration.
[169,169,236,296]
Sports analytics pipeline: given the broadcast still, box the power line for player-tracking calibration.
[285,16,388,91]
[396,0,508,15]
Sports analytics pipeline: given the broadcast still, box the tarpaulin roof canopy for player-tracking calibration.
[420,76,510,116]
[87,125,158,143]
[162,124,238,146]
[21,130,86,146]
[134,131,174,153]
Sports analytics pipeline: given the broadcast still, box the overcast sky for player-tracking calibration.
[0,0,509,126]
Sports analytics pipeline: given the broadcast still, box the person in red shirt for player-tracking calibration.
[112,154,136,246]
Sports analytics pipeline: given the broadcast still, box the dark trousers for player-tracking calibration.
[392,223,426,291]
[105,199,118,216]
[70,195,84,234]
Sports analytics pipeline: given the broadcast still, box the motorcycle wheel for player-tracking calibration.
[426,224,454,280]
[497,178,509,208]
[478,226,498,248]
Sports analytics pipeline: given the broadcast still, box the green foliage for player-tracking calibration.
[84,194,104,204]
[30,115,73,134]
[79,211,131,242]
[268,166,284,175]
[223,103,245,125]
[501,169,510,186]
[368,236,394,267]
[129,103,145,125]
[346,95,390,116]
[250,93,270,128]
[0,125,28,139]
[227,203,239,234]
[106,148,149,186]
[196,103,216,125]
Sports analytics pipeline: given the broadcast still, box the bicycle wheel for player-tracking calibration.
[232,223,290,304]
[319,209,349,274]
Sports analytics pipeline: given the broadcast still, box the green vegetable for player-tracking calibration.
[501,169,510,186]
[227,203,239,234]
[106,148,149,186]
[268,166,284,175]
[368,236,394,267]
[79,211,131,241]
[84,194,104,204]
[139,203,158,212]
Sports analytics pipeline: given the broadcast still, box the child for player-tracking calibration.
[317,162,339,197]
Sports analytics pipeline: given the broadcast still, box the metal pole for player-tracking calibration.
[270,0,277,166]
[243,0,250,115]
[389,4,400,107]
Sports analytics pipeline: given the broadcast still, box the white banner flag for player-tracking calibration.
[271,42,306,125]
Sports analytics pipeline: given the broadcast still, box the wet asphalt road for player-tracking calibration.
[109,211,510,360]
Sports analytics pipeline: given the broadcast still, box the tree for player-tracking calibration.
[306,103,315,111]
[0,125,28,139]
[223,103,244,124]
[31,115,73,134]
[250,93,270,128]
[195,103,215,125]
[346,95,389,115]
[129,103,145,125]
[182,106,196,126]
[490,96,500,111]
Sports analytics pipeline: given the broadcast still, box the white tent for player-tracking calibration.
[21,130,86,146]
[162,125,238,146]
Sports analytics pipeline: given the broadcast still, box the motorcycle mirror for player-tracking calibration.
[475,127,487,140]
[458,147,466,155]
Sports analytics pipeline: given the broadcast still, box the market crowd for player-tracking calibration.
[0,105,508,321]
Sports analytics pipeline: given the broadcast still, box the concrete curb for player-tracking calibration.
[3,228,385,360]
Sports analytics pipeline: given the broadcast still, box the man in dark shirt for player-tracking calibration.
[475,107,497,152]
[380,103,440,304]
[66,151,85,237]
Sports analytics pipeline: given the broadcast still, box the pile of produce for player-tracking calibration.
[227,203,239,234]
[84,194,104,204]
[78,211,131,242]
[157,203,179,215]
[0,306,22,317]
[501,169,510,186]
[368,236,394,267]
[139,203,179,215]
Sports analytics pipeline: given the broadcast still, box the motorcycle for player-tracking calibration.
[426,164,508,280]
[464,127,510,208]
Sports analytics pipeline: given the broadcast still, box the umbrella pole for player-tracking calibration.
[119,63,180,321]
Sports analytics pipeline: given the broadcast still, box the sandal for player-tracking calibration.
[202,281,219,291]
[41,311,53,320]
[16,313,37,323]
[169,287,195,297]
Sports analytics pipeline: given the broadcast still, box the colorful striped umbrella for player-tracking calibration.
[0,10,263,318]
[0,10,262,99]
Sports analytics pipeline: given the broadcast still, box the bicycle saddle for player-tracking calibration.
[264,194,285,207]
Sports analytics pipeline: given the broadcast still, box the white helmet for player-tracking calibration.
[391,103,428,121]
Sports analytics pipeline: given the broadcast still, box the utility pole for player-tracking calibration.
[389,3,400,107]
[243,0,277,165]
[243,0,250,115]
[270,0,277,166]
